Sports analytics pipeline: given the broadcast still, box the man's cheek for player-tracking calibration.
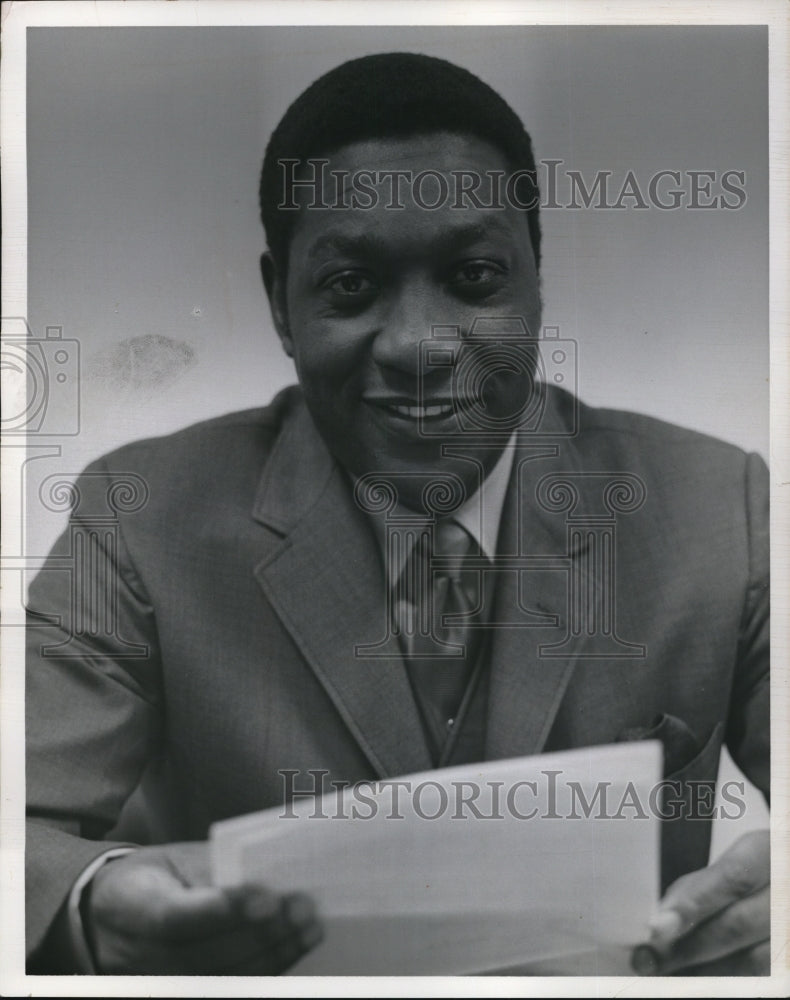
[295,327,368,370]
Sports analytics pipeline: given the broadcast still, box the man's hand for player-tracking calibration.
[85,842,323,974]
[632,829,769,975]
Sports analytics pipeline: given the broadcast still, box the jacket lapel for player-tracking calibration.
[252,400,432,779]
[484,395,600,761]
[251,388,603,773]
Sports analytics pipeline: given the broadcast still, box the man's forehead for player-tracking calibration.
[305,131,513,174]
[281,131,536,266]
[300,216,523,263]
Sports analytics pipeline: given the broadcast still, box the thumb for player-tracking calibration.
[631,829,769,973]
[652,830,769,949]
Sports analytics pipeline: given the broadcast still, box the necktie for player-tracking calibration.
[394,519,485,755]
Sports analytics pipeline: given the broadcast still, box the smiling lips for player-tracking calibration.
[365,397,463,420]
[389,402,454,419]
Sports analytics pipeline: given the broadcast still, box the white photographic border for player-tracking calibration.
[2,1,787,996]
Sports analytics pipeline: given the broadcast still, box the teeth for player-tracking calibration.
[388,403,454,418]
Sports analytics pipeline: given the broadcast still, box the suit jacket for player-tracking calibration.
[25,384,769,965]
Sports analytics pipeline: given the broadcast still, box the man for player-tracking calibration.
[26,52,769,975]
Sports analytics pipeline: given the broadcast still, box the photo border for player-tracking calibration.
[2,2,787,996]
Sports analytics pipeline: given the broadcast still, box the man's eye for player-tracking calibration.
[323,271,378,298]
[450,260,506,294]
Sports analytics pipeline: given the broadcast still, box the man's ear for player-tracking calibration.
[261,252,294,358]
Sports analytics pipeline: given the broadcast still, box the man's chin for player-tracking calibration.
[347,447,488,518]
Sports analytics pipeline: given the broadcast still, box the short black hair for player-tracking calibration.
[260,51,541,273]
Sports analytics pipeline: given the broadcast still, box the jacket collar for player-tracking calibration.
[252,392,434,777]
[252,393,336,536]
[251,386,601,774]
[252,385,588,540]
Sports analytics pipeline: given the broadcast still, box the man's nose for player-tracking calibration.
[370,285,444,377]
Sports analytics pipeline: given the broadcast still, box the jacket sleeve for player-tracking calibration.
[724,450,770,802]
[25,457,163,965]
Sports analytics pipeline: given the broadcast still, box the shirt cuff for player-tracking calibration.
[66,847,136,972]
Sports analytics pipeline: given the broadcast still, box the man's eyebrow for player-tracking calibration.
[305,220,516,262]
[305,232,388,262]
[429,220,515,252]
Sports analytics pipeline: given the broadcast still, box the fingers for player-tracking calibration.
[663,885,769,972]
[680,940,771,976]
[223,887,324,975]
[219,894,325,976]
[99,888,323,975]
[632,886,769,975]
[178,889,324,976]
[632,940,771,977]
[88,850,323,974]
[655,830,769,944]
[145,884,241,942]
[631,830,770,976]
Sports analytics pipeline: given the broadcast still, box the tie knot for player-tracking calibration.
[434,519,478,585]
[435,518,475,558]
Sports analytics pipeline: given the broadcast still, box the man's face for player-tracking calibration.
[265,133,542,512]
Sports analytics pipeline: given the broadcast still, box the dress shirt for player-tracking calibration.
[365,436,516,753]
[368,435,517,587]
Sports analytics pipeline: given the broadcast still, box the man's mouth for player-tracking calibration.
[385,401,454,419]
[364,395,474,421]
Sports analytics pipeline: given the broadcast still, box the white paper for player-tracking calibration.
[210,741,661,975]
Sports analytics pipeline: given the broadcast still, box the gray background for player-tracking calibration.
[26,26,768,473]
[24,25,770,844]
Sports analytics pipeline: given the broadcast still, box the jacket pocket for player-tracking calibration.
[659,719,725,891]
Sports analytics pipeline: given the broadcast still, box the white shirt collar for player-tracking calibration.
[365,435,517,586]
[455,433,516,562]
